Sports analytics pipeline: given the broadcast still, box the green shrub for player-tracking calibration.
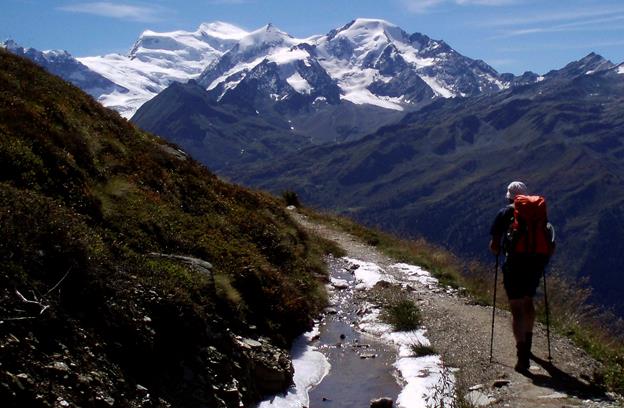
[410,342,437,357]
[382,298,422,331]
[282,190,301,207]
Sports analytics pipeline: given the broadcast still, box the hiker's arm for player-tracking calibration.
[489,235,501,255]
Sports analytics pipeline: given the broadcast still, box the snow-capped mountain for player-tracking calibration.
[77,22,249,117]
[5,19,530,119]
[198,24,342,110]
[198,19,510,112]
[314,18,505,107]
[1,40,126,98]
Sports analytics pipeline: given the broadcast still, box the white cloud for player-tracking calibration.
[401,0,516,13]
[206,0,249,4]
[497,39,624,52]
[456,0,515,5]
[58,2,168,22]
[492,13,624,38]
[401,0,446,13]
[484,6,624,27]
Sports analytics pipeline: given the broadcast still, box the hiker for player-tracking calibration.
[489,181,554,372]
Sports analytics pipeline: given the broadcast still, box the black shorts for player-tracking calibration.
[502,254,548,300]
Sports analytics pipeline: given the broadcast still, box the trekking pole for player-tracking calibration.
[489,254,500,364]
[543,269,553,361]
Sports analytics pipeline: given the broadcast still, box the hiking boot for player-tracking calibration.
[515,342,530,372]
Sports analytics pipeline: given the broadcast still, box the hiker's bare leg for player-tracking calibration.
[522,296,535,334]
[510,297,532,371]
[509,299,525,343]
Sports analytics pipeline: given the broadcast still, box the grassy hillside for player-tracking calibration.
[0,50,337,407]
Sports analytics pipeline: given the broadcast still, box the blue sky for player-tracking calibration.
[3,0,624,74]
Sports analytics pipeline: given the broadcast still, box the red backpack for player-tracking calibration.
[507,195,554,256]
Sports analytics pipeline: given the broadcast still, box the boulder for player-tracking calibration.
[370,397,393,408]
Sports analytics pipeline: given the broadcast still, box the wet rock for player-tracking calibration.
[492,379,510,388]
[325,307,338,314]
[370,397,393,408]
[56,398,70,407]
[359,353,377,359]
[537,392,568,399]
[46,361,70,374]
[136,384,148,394]
[347,263,360,272]
[76,374,93,385]
[5,372,25,391]
[243,338,262,348]
[248,343,294,395]
[373,280,392,290]
[465,390,496,407]
[331,278,349,290]
[220,386,242,406]
[356,306,370,316]
[94,394,115,407]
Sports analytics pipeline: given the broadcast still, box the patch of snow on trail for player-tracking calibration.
[344,257,395,289]
[258,326,330,408]
[391,263,438,286]
[347,257,455,408]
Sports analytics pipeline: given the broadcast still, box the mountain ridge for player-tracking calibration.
[231,54,624,315]
[6,19,541,119]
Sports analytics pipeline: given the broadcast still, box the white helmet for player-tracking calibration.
[506,181,528,200]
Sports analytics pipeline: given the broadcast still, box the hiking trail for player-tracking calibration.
[291,210,623,408]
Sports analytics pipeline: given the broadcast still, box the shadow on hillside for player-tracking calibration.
[522,355,609,401]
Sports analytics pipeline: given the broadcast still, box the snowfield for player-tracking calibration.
[78,22,249,117]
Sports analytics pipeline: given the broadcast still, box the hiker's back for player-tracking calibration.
[506,195,555,257]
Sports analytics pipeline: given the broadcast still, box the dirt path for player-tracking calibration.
[292,211,622,408]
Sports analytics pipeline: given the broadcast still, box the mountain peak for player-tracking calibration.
[329,18,408,44]
[238,23,297,51]
[351,18,398,28]
[578,52,611,66]
[548,52,615,78]
[197,21,249,39]
[2,39,21,51]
